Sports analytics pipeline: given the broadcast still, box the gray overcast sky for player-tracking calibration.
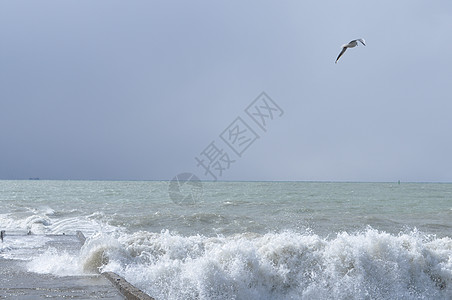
[1,1,451,182]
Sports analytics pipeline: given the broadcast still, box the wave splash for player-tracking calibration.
[73,228,452,300]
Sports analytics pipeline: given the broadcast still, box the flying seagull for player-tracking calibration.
[335,38,366,63]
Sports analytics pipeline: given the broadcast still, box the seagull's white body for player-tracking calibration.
[335,38,366,63]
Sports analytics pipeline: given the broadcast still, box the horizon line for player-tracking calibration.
[1,178,451,184]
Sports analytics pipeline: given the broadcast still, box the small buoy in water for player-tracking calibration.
[1,230,5,242]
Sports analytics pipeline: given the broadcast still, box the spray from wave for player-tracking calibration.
[67,228,452,300]
[3,210,452,299]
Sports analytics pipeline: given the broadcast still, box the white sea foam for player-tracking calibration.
[0,235,51,260]
[27,247,82,276]
[0,211,116,236]
[72,228,452,300]
[0,212,53,234]
[4,221,452,299]
[17,228,452,299]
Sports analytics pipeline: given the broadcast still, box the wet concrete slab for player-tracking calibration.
[0,257,124,299]
[0,233,152,299]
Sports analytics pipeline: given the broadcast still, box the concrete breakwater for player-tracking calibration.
[0,230,154,300]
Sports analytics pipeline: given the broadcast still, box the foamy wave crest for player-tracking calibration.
[27,247,82,276]
[24,231,127,277]
[79,232,131,273]
[78,229,452,300]
[0,213,51,234]
[1,210,117,236]
[23,215,52,234]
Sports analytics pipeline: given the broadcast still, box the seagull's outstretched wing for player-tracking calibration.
[357,39,366,46]
[335,47,347,63]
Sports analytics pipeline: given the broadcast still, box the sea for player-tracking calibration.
[1,180,451,299]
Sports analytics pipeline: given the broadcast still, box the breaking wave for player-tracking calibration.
[73,228,452,300]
